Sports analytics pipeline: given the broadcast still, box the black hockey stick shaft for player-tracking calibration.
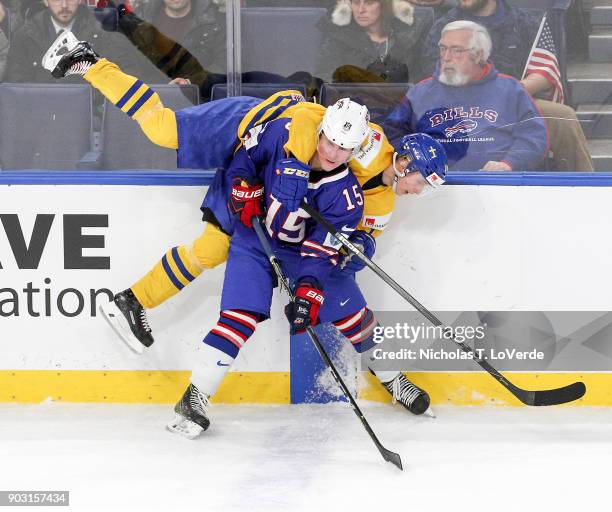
[300,201,586,407]
[252,217,403,470]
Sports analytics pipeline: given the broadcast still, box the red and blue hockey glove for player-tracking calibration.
[229,177,264,228]
[284,281,324,334]
[271,158,310,212]
[340,230,376,273]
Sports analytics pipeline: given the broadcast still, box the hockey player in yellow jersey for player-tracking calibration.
[42,31,447,354]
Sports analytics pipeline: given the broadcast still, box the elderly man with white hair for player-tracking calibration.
[384,20,549,172]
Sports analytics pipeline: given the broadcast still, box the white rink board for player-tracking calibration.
[0,185,288,372]
[2,184,612,372]
[361,185,612,312]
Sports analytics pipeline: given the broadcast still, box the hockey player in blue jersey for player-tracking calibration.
[168,100,438,439]
[43,32,447,359]
[43,34,448,435]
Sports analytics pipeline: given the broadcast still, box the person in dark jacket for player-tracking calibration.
[5,0,165,83]
[316,0,427,83]
[131,0,226,74]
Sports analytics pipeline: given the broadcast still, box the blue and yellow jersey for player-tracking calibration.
[281,104,396,235]
[84,59,395,234]
[228,118,364,287]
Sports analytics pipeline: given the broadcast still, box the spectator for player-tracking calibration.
[0,2,8,80]
[316,0,427,83]
[5,0,165,83]
[117,0,316,99]
[385,21,548,171]
[130,0,226,75]
[103,0,221,90]
[420,0,593,171]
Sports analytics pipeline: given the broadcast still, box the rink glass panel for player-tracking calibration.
[0,0,595,172]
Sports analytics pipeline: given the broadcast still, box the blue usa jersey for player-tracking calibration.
[175,91,305,235]
[227,118,364,287]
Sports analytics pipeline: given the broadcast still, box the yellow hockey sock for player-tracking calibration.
[83,59,178,149]
[131,224,230,309]
[131,245,203,309]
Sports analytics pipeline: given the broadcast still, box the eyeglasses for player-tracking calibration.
[438,45,474,57]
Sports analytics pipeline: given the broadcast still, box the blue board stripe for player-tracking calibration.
[3,171,612,186]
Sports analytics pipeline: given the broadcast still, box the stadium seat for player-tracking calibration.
[210,83,308,101]
[320,82,410,126]
[96,84,199,170]
[241,7,327,77]
[0,84,93,170]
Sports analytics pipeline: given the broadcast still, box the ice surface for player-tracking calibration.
[1,403,611,511]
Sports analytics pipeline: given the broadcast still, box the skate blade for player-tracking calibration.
[42,30,79,71]
[423,407,436,418]
[166,415,204,440]
[98,303,144,355]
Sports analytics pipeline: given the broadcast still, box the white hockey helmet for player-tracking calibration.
[319,98,371,150]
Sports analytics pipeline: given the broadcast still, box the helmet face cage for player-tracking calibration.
[395,133,448,188]
[320,98,371,152]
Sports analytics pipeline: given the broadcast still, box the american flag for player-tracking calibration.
[522,14,564,104]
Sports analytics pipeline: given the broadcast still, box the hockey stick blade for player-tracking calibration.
[252,217,403,470]
[300,202,586,406]
[516,381,586,406]
[381,447,403,470]
[305,326,403,471]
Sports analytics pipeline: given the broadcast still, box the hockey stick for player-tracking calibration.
[252,217,403,470]
[300,201,586,407]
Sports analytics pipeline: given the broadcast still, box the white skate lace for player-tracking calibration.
[391,375,422,406]
[139,309,152,333]
[189,385,210,416]
[66,61,93,76]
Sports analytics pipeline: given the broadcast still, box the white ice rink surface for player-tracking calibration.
[1,403,611,512]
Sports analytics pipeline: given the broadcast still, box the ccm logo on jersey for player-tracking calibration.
[277,167,309,178]
[305,290,324,304]
[232,188,264,199]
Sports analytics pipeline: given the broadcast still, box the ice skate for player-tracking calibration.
[99,289,154,354]
[383,373,434,417]
[42,30,99,78]
[167,384,211,439]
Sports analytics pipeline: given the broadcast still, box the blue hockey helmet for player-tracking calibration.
[393,133,448,188]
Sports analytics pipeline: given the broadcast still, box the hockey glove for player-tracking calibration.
[340,230,376,273]
[284,281,324,334]
[271,158,310,212]
[229,177,264,228]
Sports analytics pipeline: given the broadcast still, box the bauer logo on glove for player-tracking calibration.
[231,184,264,200]
[229,177,264,229]
[284,281,324,334]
